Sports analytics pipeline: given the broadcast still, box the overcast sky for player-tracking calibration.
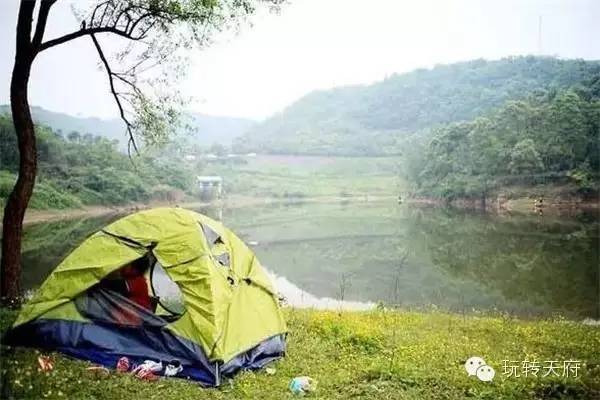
[1,0,599,121]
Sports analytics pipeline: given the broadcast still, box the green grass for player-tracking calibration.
[1,308,599,399]
[205,155,404,198]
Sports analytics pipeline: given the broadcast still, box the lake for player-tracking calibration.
[17,201,599,320]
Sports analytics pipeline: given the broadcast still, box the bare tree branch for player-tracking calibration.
[113,5,133,29]
[40,26,145,51]
[97,1,111,26]
[135,19,157,40]
[89,32,139,157]
[128,12,153,34]
[119,56,150,75]
[32,0,57,48]
[90,0,110,24]
[133,51,171,75]
[112,73,143,97]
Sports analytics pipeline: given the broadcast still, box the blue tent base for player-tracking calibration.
[3,319,286,386]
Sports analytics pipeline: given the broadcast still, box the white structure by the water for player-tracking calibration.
[196,176,223,199]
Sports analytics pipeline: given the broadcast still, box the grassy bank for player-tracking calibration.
[1,308,599,399]
[204,155,403,198]
[5,195,398,226]
[1,154,402,218]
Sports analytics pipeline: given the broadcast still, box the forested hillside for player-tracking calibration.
[0,105,255,150]
[403,75,600,200]
[235,57,600,155]
[0,115,199,209]
[2,57,598,208]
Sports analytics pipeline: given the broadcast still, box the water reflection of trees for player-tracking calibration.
[20,215,121,289]
[17,204,599,319]
[244,204,598,318]
[408,209,599,318]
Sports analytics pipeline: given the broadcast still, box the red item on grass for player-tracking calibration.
[37,355,53,372]
[116,357,130,372]
[135,368,159,381]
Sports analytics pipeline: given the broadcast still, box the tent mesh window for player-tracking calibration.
[200,223,231,269]
[201,223,221,247]
[75,287,167,328]
[150,261,187,317]
[215,252,230,267]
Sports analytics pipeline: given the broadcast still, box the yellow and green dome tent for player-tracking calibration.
[4,207,287,385]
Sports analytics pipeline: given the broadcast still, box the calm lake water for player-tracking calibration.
[17,202,599,319]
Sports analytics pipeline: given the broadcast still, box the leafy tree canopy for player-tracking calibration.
[235,56,600,156]
[403,75,600,199]
[0,114,198,208]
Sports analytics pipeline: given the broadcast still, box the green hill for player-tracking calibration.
[235,56,600,156]
[0,114,200,209]
[0,105,255,150]
[404,73,600,199]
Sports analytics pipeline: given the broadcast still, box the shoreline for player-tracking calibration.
[406,194,599,216]
[4,194,398,226]
[2,191,597,226]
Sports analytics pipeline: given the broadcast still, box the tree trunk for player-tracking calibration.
[1,0,37,303]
